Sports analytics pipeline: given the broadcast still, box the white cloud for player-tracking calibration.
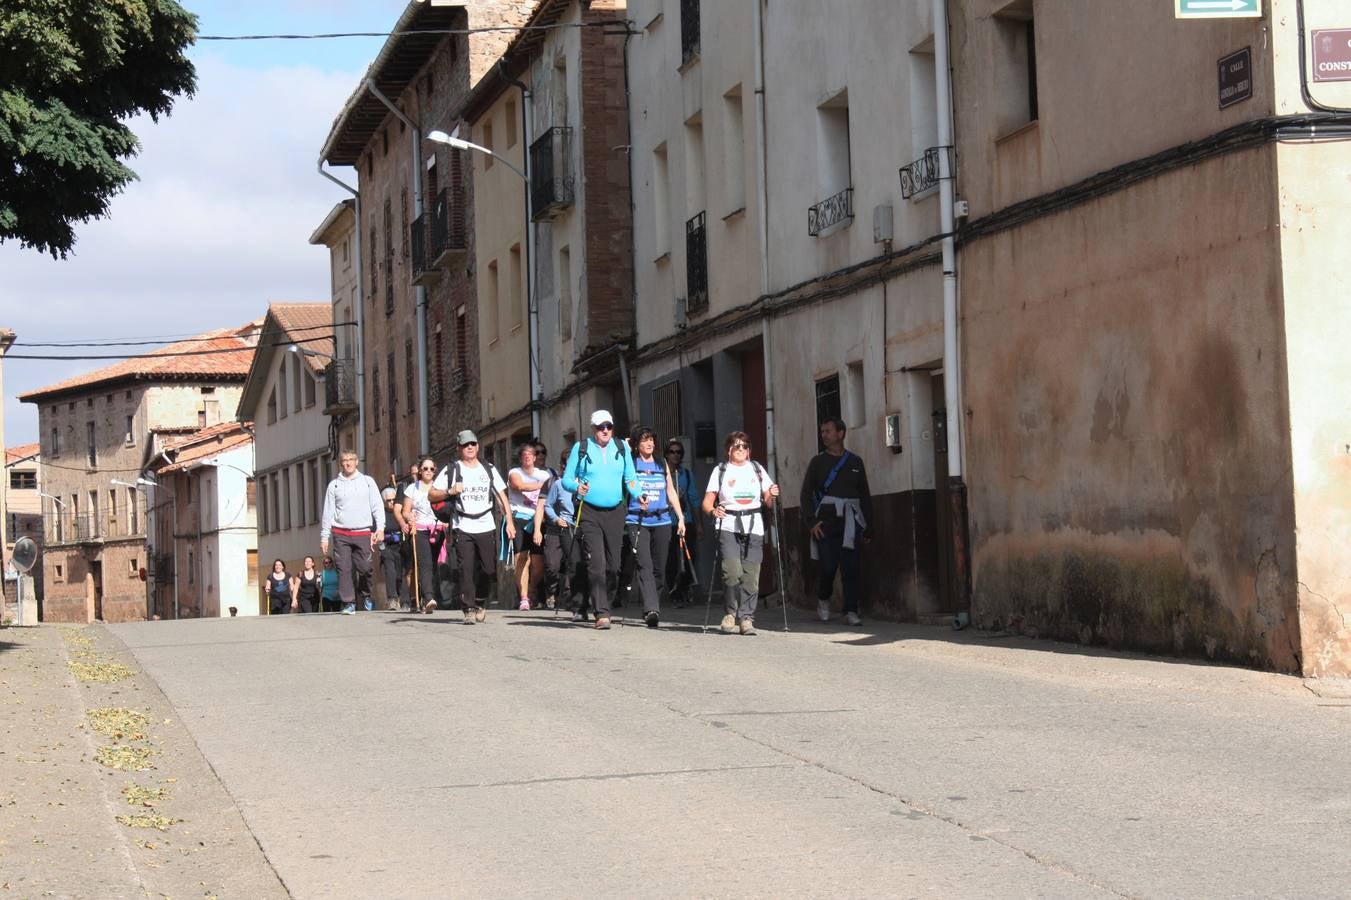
[0,52,365,447]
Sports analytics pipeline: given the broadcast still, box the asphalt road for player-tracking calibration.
[107,606,1351,899]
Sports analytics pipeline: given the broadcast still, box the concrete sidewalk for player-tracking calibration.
[0,624,286,899]
[99,604,1351,898]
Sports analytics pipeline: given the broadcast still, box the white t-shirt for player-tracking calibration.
[705,461,774,536]
[405,480,437,528]
[507,466,550,519]
[434,462,506,534]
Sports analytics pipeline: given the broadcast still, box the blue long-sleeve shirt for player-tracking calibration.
[543,478,576,527]
[562,438,638,510]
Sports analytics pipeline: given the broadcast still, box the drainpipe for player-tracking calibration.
[367,79,431,456]
[499,62,542,439]
[317,164,365,465]
[753,0,778,481]
[934,0,972,607]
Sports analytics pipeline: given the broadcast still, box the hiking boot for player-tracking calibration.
[816,601,830,622]
[462,609,475,624]
[595,617,612,630]
[474,606,487,623]
[719,614,737,634]
[739,618,756,635]
[844,611,862,626]
[341,603,356,615]
[644,610,660,628]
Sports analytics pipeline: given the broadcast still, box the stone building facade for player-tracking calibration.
[309,200,361,459]
[19,324,258,623]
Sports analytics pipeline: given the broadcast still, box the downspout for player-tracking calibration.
[499,61,542,438]
[367,78,431,456]
[317,163,365,465]
[753,0,777,481]
[933,0,972,609]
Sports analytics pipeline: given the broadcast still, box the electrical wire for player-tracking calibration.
[196,22,624,42]
[7,332,355,361]
[16,322,354,349]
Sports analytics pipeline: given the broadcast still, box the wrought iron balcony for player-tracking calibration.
[429,187,466,266]
[899,146,953,199]
[323,358,358,416]
[450,366,467,393]
[383,259,394,315]
[410,211,430,285]
[680,0,700,64]
[529,127,575,220]
[808,187,854,237]
[685,211,708,316]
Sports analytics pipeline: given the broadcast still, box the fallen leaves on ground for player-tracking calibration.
[121,784,168,807]
[115,812,178,832]
[95,745,156,772]
[67,660,134,684]
[87,708,150,741]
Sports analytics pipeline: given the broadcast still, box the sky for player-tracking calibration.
[0,0,410,448]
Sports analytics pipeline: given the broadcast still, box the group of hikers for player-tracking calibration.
[312,408,874,634]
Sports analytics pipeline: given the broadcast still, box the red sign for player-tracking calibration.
[1312,28,1351,83]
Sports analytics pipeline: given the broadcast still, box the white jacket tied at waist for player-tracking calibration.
[810,496,867,560]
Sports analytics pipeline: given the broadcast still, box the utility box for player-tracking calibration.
[884,414,903,453]
[873,204,894,243]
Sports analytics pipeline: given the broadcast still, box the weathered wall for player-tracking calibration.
[961,149,1301,670]
[1277,140,1351,677]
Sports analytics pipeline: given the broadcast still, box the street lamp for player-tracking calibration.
[111,477,157,489]
[290,343,333,362]
[426,128,541,437]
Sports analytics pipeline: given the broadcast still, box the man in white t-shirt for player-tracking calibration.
[429,430,514,623]
[702,431,780,635]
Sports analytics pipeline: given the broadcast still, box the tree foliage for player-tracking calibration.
[0,0,197,258]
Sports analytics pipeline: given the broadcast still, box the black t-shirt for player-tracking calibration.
[799,450,873,528]
[382,505,400,534]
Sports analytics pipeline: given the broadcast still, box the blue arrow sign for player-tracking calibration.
[1176,0,1261,18]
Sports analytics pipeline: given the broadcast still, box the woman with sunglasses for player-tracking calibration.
[625,426,686,627]
[401,456,441,613]
[507,442,551,609]
[702,432,780,635]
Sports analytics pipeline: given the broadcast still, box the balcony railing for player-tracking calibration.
[529,127,575,220]
[429,187,466,264]
[410,211,429,282]
[685,211,708,316]
[899,146,953,199]
[450,367,467,393]
[48,511,145,545]
[680,0,700,64]
[323,358,358,415]
[808,186,854,236]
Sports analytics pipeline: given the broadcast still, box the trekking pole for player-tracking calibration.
[702,512,724,634]
[679,533,700,608]
[561,496,586,620]
[772,500,790,633]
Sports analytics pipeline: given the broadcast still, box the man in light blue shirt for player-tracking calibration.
[562,410,641,629]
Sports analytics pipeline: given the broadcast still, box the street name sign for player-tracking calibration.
[1312,28,1351,83]
[1218,47,1253,108]
[1176,0,1261,18]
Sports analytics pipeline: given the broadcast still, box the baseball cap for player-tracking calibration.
[590,410,614,427]
[457,429,479,445]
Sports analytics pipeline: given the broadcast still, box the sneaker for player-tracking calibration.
[474,606,487,623]
[594,617,612,630]
[462,609,475,624]
[363,599,374,612]
[341,603,356,615]
[816,601,830,622]
[844,611,862,626]
[644,610,660,628]
[740,618,756,635]
[545,595,556,610]
[572,610,588,623]
[423,600,438,615]
[719,614,737,634]
[518,598,531,611]
[387,600,400,611]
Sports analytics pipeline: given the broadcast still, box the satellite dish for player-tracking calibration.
[11,537,38,573]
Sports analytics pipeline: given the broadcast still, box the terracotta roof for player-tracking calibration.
[18,321,261,403]
[153,422,254,474]
[269,303,334,376]
[5,443,39,465]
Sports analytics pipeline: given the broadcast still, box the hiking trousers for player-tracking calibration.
[633,523,672,615]
[454,529,497,609]
[719,530,763,620]
[577,503,625,620]
[815,522,861,614]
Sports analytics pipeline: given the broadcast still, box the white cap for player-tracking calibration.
[590,409,614,427]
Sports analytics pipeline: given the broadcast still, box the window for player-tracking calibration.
[433,325,445,404]
[482,118,494,169]
[50,426,59,456]
[259,474,270,533]
[455,305,468,370]
[684,114,705,218]
[128,557,138,577]
[281,468,291,530]
[653,380,682,443]
[994,1,1038,135]
[372,364,382,428]
[908,38,939,163]
[846,361,866,429]
[125,415,135,446]
[405,338,415,415]
[129,487,139,534]
[278,360,288,419]
[505,99,518,148]
[188,549,194,584]
[680,0,700,63]
[269,476,279,535]
[509,244,523,329]
[816,90,852,201]
[309,458,322,524]
[342,236,350,266]
[722,87,745,214]
[86,421,96,467]
[206,550,213,594]
[487,259,500,342]
[295,463,306,526]
[815,374,842,451]
[108,489,118,533]
[9,471,36,490]
[89,491,99,538]
[292,354,303,413]
[387,351,397,423]
[304,371,316,408]
[55,564,64,582]
[558,246,573,340]
[267,388,277,425]
[652,143,670,257]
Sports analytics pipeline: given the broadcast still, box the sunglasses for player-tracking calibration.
[419,465,436,471]
[731,442,750,450]
[594,423,614,431]
[666,449,684,456]
[460,441,478,448]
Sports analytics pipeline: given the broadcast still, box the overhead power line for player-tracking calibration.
[196,21,627,42]
[6,333,343,361]
[16,322,352,349]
